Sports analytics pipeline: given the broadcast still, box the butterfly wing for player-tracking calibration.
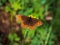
[16,15,29,28]
[16,15,43,30]
[28,18,43,29]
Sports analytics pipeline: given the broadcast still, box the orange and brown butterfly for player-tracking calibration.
[16,15,43,30]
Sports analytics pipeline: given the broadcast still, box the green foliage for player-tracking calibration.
[13,43,19,45]
[0,0,60,45]
[5,6,11,12]
[8,33,20,45]
[0,43,2,45]
[27,30,35,38]
[9,0,21,11]
[8,33,20,41]
[0,0,6,6]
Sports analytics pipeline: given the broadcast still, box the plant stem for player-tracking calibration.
[45,25,52,45]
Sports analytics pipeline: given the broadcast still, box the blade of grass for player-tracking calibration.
[45,25,52,45]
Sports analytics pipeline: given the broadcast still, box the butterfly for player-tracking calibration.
[16,15,43,30]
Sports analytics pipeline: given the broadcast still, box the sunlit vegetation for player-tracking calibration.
[0,0,60,45]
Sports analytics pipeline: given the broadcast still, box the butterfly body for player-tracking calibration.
[16,15,43,30]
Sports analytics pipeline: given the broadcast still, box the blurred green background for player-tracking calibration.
[0,0,60,45]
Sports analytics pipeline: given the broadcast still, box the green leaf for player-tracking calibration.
[1,0,6,3]
[13,33,17,38]
[15,37,20,41]
[27,30,35,38]
[11,2,21,10]
[9,0,20,3]
[22,28,29,38]
[23,8,33,16]
[5,6,10,12]
[8,34,14,41]
[41,0,46,5]
[13,43,19,45]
